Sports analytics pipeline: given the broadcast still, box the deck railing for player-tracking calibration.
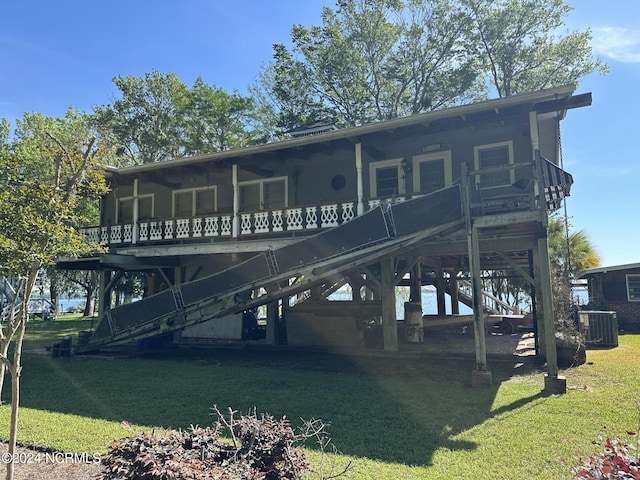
[81,201,359,246]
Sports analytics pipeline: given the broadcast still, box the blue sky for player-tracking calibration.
[1,1,638,268]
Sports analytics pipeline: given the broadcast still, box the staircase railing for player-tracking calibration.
[457,279,518,316]
[0,277,21,323]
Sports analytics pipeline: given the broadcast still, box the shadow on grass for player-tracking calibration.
[11,347,545,467]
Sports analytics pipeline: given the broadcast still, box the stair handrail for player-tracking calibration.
[457,279,518,316]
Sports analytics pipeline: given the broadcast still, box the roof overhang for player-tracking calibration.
[579,262,640,278]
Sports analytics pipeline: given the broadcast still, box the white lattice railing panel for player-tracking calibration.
[241,214,252,235]
[320,204,339,228]
[176,219,191,238]
[138,222,149,241]
[220,216,232,236]
[85,227,100,244]
[123,224,133,243]
[203,217,219,237]
[341,202,355,223]
[286,208,303,230]
[164,220,174,239]
[254,212,270,233]
[192,218,203,237]
[305,207,319,229]
[110,225,122,244]
[272,210,284,232]
[149,222,163,240]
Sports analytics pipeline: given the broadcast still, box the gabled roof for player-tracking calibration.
[106,84,589,176]
[579,263,640,278]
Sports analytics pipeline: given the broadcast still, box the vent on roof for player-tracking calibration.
[288,121,339,138]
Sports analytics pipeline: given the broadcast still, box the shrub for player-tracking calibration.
[101,407,351,480]
[570,430,640,479]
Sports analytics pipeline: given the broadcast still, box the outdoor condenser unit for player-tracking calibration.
[578,311,619,347]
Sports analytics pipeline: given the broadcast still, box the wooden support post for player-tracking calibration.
[132,178,139,244]
[462,162,491,386]
[435,264,446,316]
[381,257,398,351]
[355,143,364,216]
[537,233,565,393]
[449,271,460,315]
[532,245,546,357]
[469,225,488,372]
[266,301,279,345]
[232,164,239,238]
[98,270,111,320]
[409,261,422,304]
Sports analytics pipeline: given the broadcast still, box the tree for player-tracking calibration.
[461,0,607,97]
[254,0,605,134]
[93,71,256,165]
[62,270,99,317]
[181,78,256,154]
[256,0,482,133]
[548,215,600,279]
[93,71,187,164]
[0,112,108,480]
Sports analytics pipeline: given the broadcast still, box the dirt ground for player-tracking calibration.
[0,444,102,479]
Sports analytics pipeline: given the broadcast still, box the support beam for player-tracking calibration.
[435,263,447,316]
[266,301,279,345]
[469,225,489,372]
[495,250,535,286]
[132,178,139,244]
[232,164,239,238]
[530,109,564,394]
[355,143,364,216]
[537,233,563,390]
[449,271,460,315]
[381,257,398,351]
[462,162,491,386]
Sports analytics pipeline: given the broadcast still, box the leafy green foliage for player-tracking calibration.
[0,111,110,480]
[93,70,256,165]
[254,0,604,133]
[101,410,313,480]
[461,0,608,97]
[257,0,482,133]
[548,215,601,278]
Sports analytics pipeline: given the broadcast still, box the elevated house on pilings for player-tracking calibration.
[57,84,591,393]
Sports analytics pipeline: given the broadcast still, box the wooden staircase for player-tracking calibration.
[452,279,519,316]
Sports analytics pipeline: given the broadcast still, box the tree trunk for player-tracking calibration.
[83,271,98,317]
[0,341,9,405]
[49,282,59,316]
[6,273,32,480]
[83,289,96,317]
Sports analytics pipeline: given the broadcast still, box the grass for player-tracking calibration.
[1,316,639,479]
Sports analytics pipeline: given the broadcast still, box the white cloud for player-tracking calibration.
[591,26,640,63]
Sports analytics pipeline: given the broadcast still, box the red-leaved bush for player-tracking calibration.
[571,430,640,479]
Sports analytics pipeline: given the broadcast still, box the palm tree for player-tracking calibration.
[548,216,601,278]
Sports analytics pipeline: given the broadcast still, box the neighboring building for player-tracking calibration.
[579,263,640,327]
[58,84,591,390]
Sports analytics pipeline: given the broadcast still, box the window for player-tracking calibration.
[626,275,640,301]
[370,159,404,197]
[474,141,514,189]
[239,177,287,212]
[412,151,452,195]
[117,195,154,223]
[172,187,217,217]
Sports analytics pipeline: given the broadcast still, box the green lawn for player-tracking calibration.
[1,316,639,479]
